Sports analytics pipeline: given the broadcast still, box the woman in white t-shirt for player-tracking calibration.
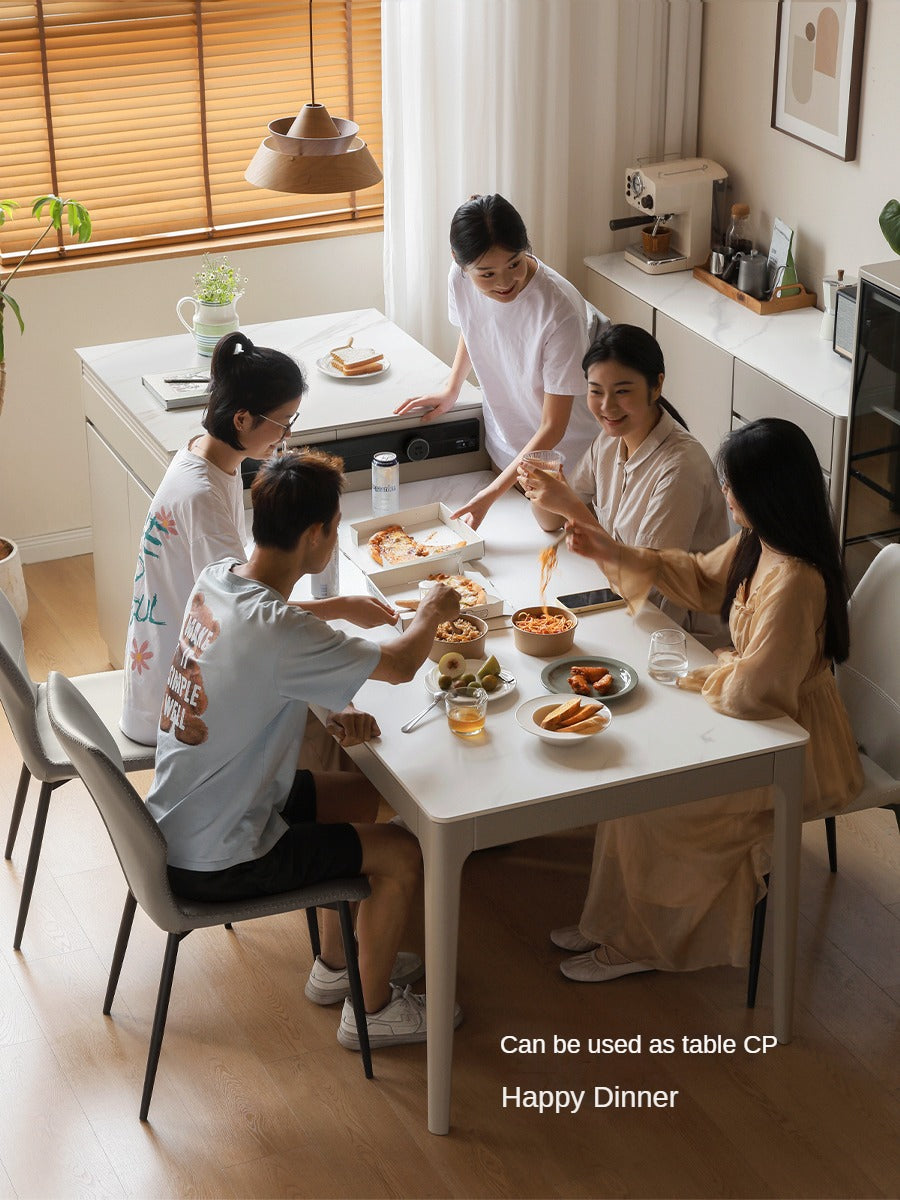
[518,324,729,639]
[394,194,598,529]
[121,332,396,746]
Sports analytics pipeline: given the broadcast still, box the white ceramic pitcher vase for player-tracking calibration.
[176,295,241,357]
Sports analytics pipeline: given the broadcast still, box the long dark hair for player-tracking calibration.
[582,324,687,429]
[204,332,307,451]
[449,194,531,268]
[717,418,850,661]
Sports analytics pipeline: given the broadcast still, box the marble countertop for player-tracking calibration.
[585,252,852,420]
[77,308,482,460]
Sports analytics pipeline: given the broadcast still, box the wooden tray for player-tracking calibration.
[693,266,816,315]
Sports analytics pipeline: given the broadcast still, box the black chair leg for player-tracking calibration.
[13,779,61,950]
[140,931,187,1121]
[305,908,322,960]
[887,803,900,836]
[825,816,837,873]
[4,762,31,860]
[746,873,770,1009]
[338,901,372,1079]
[224,923,233,930]
[104,891,138,1014]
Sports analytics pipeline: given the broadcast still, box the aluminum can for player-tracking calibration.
[371,451,400,516]
[310,544,340,599]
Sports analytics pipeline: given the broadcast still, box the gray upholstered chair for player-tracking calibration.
[0,588,156,948]
[46,670,373,1120]
[747,544,900,1007]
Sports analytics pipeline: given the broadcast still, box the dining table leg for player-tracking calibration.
[419,816,473,1135]
[771,743,806,1043]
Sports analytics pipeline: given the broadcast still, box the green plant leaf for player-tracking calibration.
[0,200,20,227]
[1,291,24,335]
[878,199,900,255]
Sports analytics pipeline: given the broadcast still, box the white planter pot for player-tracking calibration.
[0,538,28,625]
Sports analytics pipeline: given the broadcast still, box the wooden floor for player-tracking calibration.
[1,555,899,1199]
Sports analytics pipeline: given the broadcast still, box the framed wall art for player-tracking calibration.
[771,0,867,161]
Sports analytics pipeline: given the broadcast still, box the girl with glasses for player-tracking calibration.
[121,331,396,746]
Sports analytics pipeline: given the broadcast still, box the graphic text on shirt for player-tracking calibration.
[129,507,180,641]
[160,590,219,745]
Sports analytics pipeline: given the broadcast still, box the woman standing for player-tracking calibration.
[518,325,728,639]
[555,419,863,981]
[121,331,395,746]
[394,194,599,529]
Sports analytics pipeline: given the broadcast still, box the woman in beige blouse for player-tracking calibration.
[554,417,863,982]
[518,324,729,641]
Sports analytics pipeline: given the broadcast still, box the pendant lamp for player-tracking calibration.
[245,0,382,195]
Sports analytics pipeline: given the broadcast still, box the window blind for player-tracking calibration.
[0,0,383,262]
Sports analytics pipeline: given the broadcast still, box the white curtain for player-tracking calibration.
[381,0,702,364]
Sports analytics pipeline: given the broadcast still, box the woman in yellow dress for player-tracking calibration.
[556,417,863,981]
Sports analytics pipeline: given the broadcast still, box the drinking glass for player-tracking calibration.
[647,628,688,684]
[445,688,488,736]
[522,449,565,477]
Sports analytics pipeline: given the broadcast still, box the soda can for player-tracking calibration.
[371,451,400,516]
[310,544,340,599]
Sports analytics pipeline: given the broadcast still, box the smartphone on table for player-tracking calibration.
[555,587,626,614]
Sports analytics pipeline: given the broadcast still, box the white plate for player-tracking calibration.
[424,660,517,703]
[515,695,611,745]
[316,355,390,380]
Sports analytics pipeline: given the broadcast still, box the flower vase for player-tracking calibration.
[176,295,242,357]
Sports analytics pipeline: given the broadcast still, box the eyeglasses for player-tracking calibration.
[259,411,301,438]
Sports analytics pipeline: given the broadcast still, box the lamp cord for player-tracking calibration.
[308,0,316,105]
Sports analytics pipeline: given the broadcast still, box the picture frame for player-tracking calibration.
[771,0,867,161]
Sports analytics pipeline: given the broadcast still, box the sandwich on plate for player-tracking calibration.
[330,337,384,376]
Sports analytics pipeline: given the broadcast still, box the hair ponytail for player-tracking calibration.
[203,332,307,451]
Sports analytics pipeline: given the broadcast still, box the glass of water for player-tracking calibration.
[647,628,688,684]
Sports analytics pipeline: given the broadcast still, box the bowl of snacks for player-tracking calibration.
[511,605,577,657]
[428,613,489,662]
[515,695,611,745]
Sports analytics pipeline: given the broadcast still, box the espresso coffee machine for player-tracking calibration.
[611,157,728,275]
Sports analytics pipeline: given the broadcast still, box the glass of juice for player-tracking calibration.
[444,688,488,736]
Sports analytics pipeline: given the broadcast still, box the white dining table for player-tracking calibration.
[319,471,808,1136]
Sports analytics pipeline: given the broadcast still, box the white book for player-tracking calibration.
[142,370,211,410]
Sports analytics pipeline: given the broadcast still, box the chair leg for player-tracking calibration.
[140,931,187,1121]
[746,873,770,1010]
[825,815,837,873]
[338,901,373,1079]
[13,779,61,950]
[305,908,322,960]
[4,762,31,860]
[104,891,138,1015]
[884,803,900,836]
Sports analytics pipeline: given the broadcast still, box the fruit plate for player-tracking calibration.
[515,696,611,745]
[316,355,390,380]
[424,660,517,703]
[540,656,638,703]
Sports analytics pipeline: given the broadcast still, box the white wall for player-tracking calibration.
[0,234,384,560]
[699,0,897,295]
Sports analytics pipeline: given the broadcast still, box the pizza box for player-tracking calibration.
[367,565,510,622]
[342,503,485,586]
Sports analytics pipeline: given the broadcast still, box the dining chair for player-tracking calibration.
[747,544,900,1007]
[0,588,156,949]
[46,670,374,1120]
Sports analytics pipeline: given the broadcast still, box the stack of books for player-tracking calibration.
[142,370,210,411]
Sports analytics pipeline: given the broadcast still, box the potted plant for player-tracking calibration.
[0,194,92,622]
[175,253,247,355]
[879,199,900,254]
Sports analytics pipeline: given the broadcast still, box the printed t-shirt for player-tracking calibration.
[448,257,598,470]
[120,443,246,745]
[146,559,381,871]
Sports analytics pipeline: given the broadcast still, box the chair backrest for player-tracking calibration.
[836,544,900,778]
[46,671,185,932]
[0,587,46,775]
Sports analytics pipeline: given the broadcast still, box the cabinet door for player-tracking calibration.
[655,312,733,460]
[585,273,654,333]
[86,423,134,667]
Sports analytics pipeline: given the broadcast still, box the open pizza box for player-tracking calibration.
[364,564,511,623]
[342,502,485,586]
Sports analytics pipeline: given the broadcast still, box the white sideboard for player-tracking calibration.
[78,309,486,665]
[584,253,852,514]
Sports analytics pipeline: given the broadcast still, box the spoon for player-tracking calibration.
[401,694,443,733]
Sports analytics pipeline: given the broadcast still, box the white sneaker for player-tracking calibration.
[337,984,464,1049]
[304,951,424,1006]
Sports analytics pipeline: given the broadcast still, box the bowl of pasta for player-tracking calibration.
[511,606,577,657]
[428,613,489,662]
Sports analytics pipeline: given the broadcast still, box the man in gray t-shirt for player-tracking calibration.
[147,449,463,1050]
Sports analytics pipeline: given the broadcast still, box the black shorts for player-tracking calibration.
[167,770,364,902]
